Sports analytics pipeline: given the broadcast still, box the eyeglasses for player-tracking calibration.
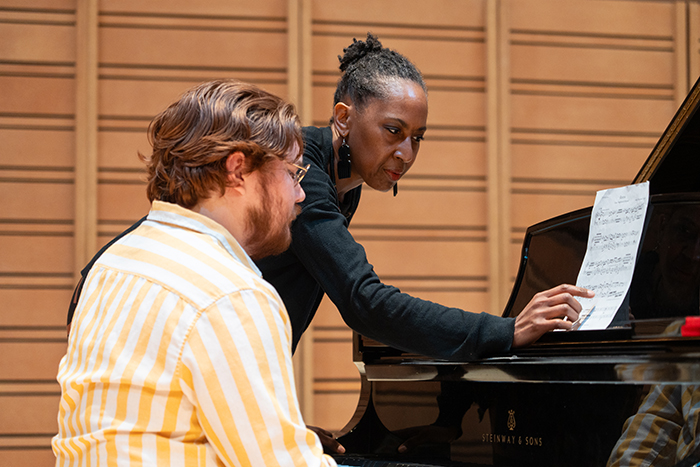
[287,162,310,186]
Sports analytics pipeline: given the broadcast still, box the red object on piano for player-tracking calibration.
[681,317,700,336]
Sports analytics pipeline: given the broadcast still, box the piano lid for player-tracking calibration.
[633,75,700,193]
[503,75,700,334]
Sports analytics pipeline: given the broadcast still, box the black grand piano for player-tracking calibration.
[332,76,700,467]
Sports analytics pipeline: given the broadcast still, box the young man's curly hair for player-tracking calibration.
[140,79,303,209]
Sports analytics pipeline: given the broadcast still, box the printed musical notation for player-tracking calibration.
[577,279,627,299]
[574,182,649,331]
[588,231,640,253]
[581,254,634,277]
[593,204,646,227]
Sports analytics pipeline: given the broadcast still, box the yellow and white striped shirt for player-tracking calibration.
[53,201,336,467]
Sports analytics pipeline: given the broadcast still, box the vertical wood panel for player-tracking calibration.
[690,1,700,82]
[675,0,690,101]
[288,0,315,424]
[74,0,98,277]
[486,0,513,312]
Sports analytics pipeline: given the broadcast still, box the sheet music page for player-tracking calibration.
[573,182,649,330]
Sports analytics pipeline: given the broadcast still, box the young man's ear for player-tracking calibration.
[226,151,247,193]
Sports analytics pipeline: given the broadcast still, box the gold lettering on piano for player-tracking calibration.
[526,436,543,446]
[481,433,543,447]
[507,410,516,431]
[481,409,543,448]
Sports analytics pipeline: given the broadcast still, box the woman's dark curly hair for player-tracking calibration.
[333,33,427,109]
[140,79,302,208]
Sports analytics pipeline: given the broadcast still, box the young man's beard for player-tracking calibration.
[244,186,300,260]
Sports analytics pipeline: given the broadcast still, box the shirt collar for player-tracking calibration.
[146,200,262,277]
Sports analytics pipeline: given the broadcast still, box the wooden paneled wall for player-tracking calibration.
[1,0,699,464]
[506,0,693,279]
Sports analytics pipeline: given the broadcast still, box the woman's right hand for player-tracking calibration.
[512,284,595,348]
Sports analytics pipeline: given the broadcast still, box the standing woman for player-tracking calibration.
[256,33,592,360]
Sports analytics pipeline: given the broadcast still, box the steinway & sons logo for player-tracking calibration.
[507,410,516,431]
[481,409,543,447]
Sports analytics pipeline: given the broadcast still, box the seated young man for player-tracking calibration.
[52,79,336,467]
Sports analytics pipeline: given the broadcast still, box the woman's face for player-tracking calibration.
[345,79,428,192]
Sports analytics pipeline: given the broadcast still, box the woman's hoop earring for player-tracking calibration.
[338,138,351,179]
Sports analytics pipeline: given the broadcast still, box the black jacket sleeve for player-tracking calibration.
[279,127,515,361]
